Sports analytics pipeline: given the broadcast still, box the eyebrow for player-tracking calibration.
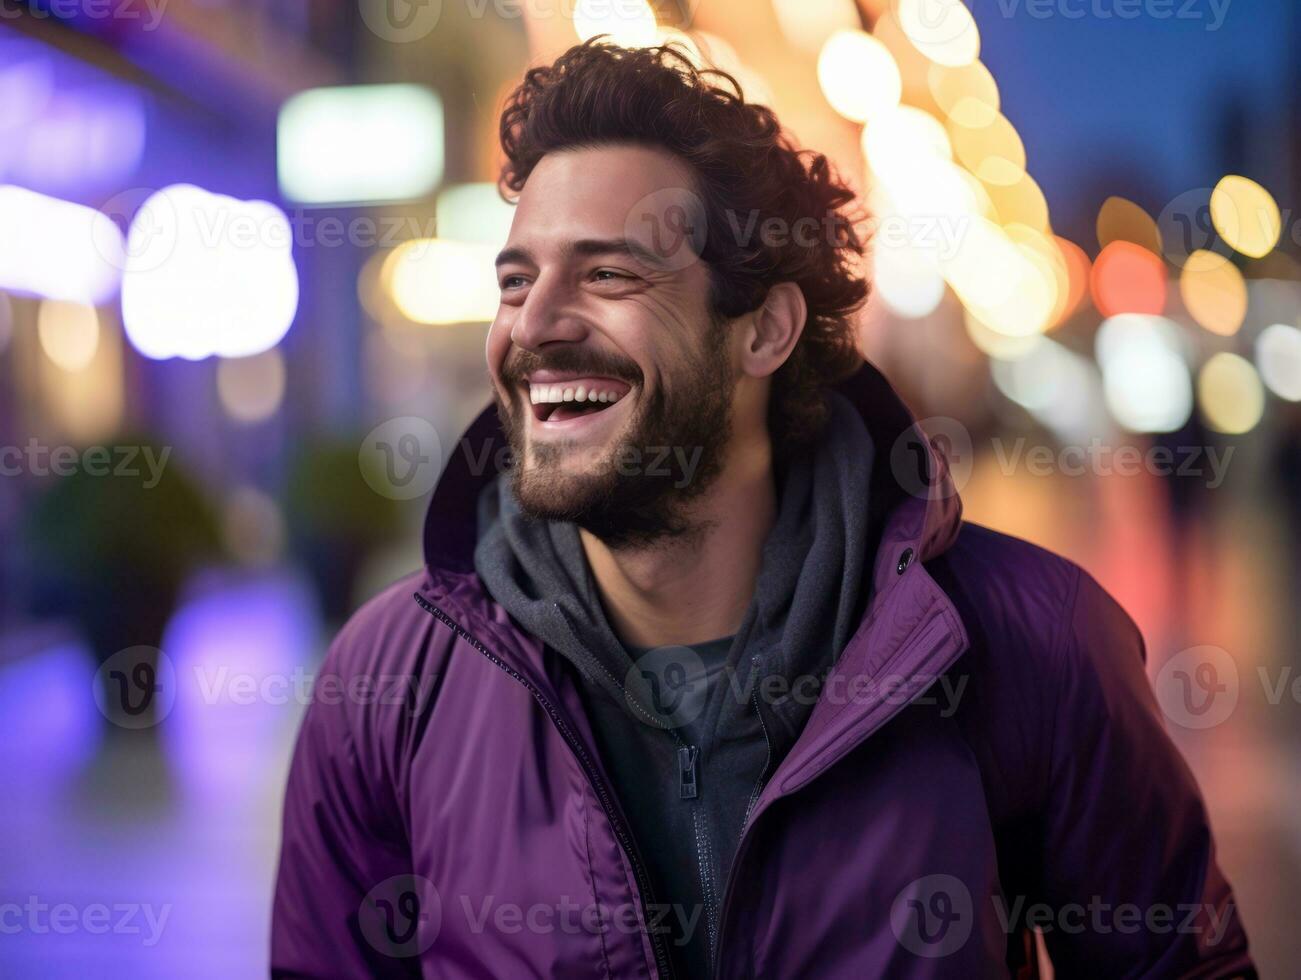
[494,237,669,271]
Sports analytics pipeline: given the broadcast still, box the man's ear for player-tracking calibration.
[739,282,807,380]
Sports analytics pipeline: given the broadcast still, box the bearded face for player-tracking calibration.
[486,144,741,549]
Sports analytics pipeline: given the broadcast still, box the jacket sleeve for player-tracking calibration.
[1036,568,1255,978]
[269,631,421,979]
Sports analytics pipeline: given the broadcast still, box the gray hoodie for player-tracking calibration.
[473,389,875,978]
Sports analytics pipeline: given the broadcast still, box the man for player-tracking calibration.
[272,38,1255,978]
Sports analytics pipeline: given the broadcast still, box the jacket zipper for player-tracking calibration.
[414,592,678,980]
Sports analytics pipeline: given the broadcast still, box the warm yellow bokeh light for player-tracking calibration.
[817,29,902,123]
[928,60,1000,128]
[948,112,1026,186]
[897,0,980,67]
[1198,352,1264,434]
[772,0,859,56]
[384,239,500,325]
[984,172,1050,232]
[1096,196,1162,255]
[573,0,657,47]
[942,217,1055,337]
[1007,224,1069,326]
[37,303,124,440]
[862,106,952,184]
[869,156,984,227]
[1179,249,1248,336]
[963,308,1042,360]
[1210,175,1282,259]
[38,300,100,372]
[873,239,946,319]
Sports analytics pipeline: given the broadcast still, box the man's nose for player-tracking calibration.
[509,272,589,351]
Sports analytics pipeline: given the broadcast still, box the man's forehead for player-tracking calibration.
[514,144,696,219]
[506,146,705,272]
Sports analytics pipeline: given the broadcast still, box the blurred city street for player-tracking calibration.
[1,0,1298,975]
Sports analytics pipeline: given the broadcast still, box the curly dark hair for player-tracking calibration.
[497,36,870,457]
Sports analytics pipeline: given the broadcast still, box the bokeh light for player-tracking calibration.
[0,185,124,303]
[383,239,499,325]
[948,111,1026,186]
[1178,248,1248,336]
[944,217,1057,338]
[1090,240,1167,317]
[873,240,946,319]
[1051,235,1091,325]
[991,337,1099,439]
[37,300,99,372]
[1096,196,1163,255]
[896,0,980,67]
[1096,314,1193,433]
[217,349,287,424]
[862,105,953,184]
[963,307,1041,360]
[435,183,516,249]
[122,185,300,360]
[1198,351,1265,434]
[1254,323,1301,402]
[1210,175,1282,259]
[221,486,287,567]
[772,0,859,55]
[277,85,444,205]
[574,0,658,46]
[927,60,1000,128]
[984,172,1049,232]
[818,30,902,123]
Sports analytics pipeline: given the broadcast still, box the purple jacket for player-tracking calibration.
[271,364,1254,978]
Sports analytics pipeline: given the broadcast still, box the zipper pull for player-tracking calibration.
[678,744,699,800]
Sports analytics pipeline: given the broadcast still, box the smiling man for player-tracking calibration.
[272,38,1255,979]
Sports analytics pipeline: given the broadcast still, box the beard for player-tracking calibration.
[496,321,736,551]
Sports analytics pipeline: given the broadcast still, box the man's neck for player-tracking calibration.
[579,437,777,650]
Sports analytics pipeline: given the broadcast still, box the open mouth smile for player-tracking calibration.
[524,374,634,433]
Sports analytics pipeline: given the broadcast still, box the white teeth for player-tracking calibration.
[527,382,627,405]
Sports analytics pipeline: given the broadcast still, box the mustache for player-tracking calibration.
[501,347,642,388]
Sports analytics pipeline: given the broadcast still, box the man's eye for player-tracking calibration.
[592,269,633,282]
[500,275,527,290]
